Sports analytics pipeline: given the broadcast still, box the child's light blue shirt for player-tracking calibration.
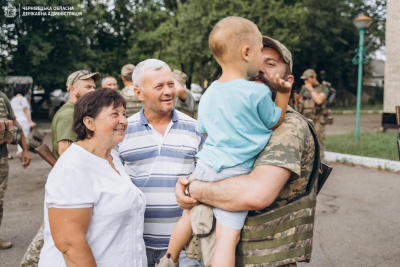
[196,79,282,172]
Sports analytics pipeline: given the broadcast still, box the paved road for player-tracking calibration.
[0,116,399,266]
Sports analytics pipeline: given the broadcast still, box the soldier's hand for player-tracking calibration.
[174,79,187,100]
[175,176,198,210]
[270,74,292,94]
[305,83,314,92]
[293,92,301,104]
[21,150,31,168]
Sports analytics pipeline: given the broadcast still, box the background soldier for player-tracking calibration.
[120,64,143,117]
[295,69,329,158]
[0,91,31,249]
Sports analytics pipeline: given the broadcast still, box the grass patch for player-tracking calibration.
[325,131,398,161]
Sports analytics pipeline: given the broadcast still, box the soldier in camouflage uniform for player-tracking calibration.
[172,69,195,117]
[176,36,318,267]
[120,64,143,117]
[0,91,31,249]
[296,69,329,159]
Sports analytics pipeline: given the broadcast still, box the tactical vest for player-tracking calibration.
[298,84,327,124]
[0,93,22,144]
[235,115,320,267]
[0,94,9,120]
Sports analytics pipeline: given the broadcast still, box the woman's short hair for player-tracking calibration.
[74,88,126,140]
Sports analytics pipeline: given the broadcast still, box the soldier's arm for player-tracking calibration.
[58,140,72,156]
[14,119,31,168]
[176,164,291,211]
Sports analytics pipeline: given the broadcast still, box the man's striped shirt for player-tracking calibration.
[118,108,205,249]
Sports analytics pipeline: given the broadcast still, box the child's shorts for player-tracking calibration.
[193,159,251,230]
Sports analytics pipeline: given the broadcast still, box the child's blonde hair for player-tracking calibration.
[209,16,259,60]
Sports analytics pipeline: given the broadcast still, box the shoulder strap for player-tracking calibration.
[305,118,321,193]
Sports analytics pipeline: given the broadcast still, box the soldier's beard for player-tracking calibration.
[249,73,281,101]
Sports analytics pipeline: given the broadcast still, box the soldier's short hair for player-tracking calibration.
[209,16,259,59]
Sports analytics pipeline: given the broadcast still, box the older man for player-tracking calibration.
[177,36,319,267]
[101,76,118,90]
[120,63,195,119]
[117,59,205,266]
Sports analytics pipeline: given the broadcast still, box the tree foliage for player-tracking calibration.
[0,0,386,103]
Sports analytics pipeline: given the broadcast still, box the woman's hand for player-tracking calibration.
[49,208,97,267]
[29,121,36,128]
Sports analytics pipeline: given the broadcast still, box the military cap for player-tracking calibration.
[66,70,101,91]
[263,36,293,72]
[173,69,188,87]
[121,64,135,77]
[300,69,317,80]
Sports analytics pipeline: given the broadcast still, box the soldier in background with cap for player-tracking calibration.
[52,70,100,158]
[120,64,143,118]
[296,69,329,158]
[19,70,100,267]
[172,69,195,117]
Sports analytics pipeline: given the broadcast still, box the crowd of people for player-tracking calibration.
[0,15,332,267]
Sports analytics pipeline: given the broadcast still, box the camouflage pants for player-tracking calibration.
[315,122,325,159]
[20,223,44,267]
[0,156,9,228]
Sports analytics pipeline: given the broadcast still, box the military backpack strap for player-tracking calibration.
[305,118,321,194]
[304,115,333,194]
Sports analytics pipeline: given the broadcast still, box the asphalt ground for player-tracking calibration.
[0,114,399,266]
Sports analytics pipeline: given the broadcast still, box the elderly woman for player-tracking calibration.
[39,89,146,266]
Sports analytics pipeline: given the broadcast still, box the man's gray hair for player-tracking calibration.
[132,59,171,90]
[101,76,116,86]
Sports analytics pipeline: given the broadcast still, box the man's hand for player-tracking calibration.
[305,83,314,92]
[175,176,198,210]
[270,74,292,94]
[293,92,302,106]
[21,150,30,168]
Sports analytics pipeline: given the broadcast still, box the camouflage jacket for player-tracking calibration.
[299,84,329,122]
[236,107,317,267]
[0,92,16,156]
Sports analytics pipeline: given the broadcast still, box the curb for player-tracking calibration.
[331,110,383,114]
[325,151,400,172]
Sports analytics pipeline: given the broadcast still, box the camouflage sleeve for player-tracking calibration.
[254,111,308,176]
[1,92,16,120]
[175,89,194,113]
[321,84,330,96]
[299,86,306,97]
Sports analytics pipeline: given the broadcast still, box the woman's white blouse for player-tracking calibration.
[39,143,147,267]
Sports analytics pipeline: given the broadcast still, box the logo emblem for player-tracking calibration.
[3,3,17,18]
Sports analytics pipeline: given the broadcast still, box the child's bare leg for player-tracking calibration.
[166,210,193,262]
[212,220,241,267]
